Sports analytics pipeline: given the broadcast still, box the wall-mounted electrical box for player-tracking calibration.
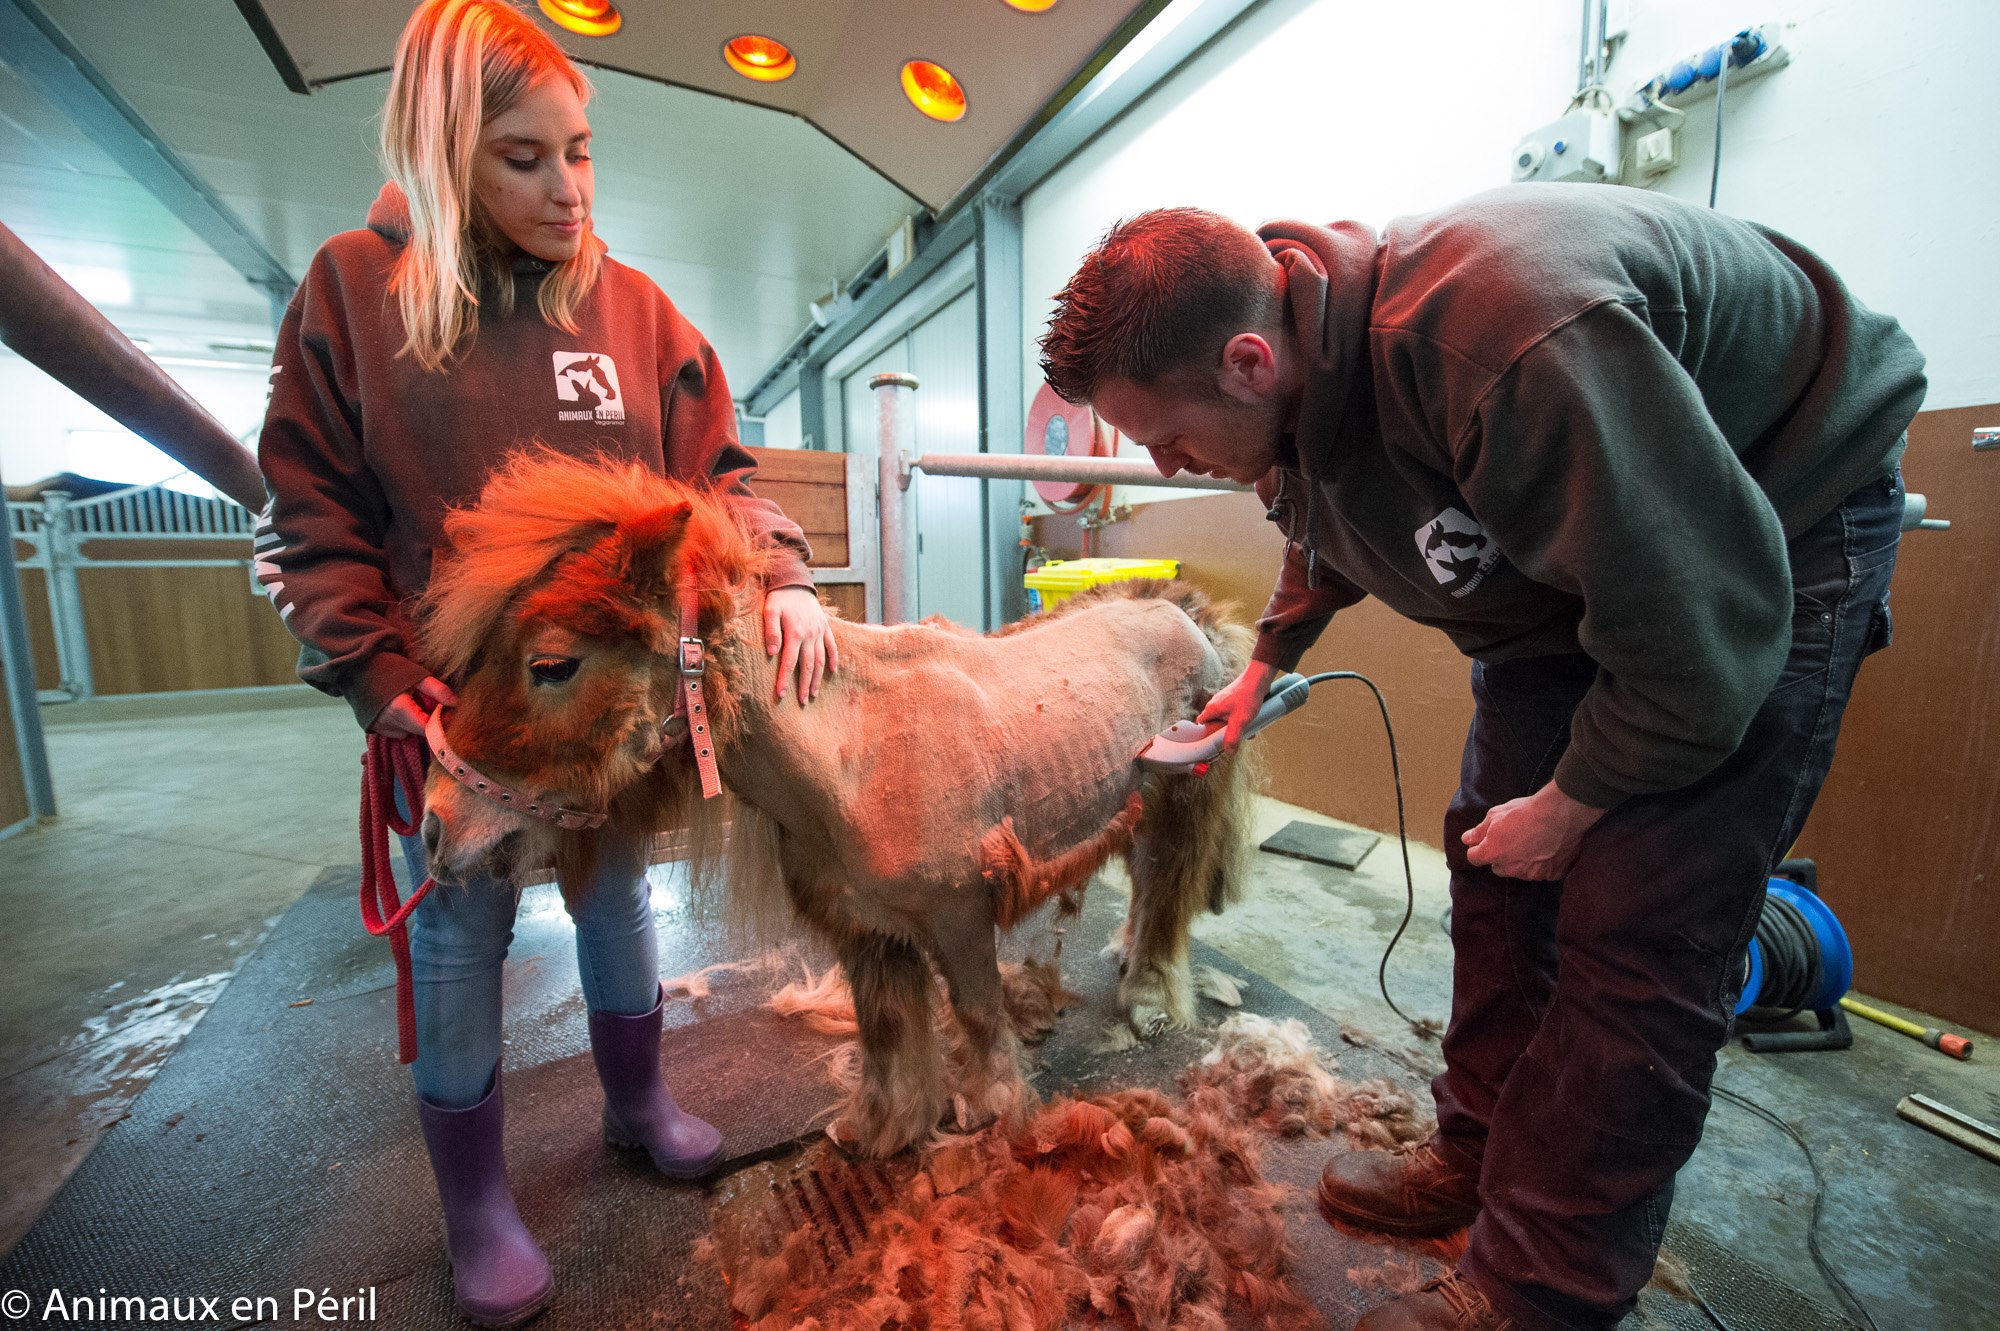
[1511,108,1622,184]
[1511,22,1793,190]
[1632,125,1678,177]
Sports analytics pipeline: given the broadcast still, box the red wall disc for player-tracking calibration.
[1025,382,1110,504]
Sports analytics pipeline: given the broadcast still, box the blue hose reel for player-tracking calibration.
[1735,865,1857,1052]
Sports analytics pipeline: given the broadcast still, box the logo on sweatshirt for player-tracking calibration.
[1416,507,1502,598]
[552,351,625,424]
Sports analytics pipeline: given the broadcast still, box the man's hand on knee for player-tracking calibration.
[1462,781,1608,881]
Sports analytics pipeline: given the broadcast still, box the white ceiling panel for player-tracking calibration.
[0,66,276,346]
[241,0,1160,210]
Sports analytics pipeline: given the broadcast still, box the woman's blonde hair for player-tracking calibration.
[381,0,604,372]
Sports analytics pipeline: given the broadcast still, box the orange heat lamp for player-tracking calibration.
[723,35,798,83]
[1002,0,1061,9]
[538,0,620,37]
[901,59,968,122]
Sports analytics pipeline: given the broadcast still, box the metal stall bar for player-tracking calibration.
[37,492,93,701]
[0,489,56,823]
[872,374,922,624]
[975,196,1026,626]
[914,454,1252,492]
[871,371,1252,624]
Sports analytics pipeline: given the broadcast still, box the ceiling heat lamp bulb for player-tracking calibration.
[724,35,798,83]
[538,0,620,38]
[901,60,968,123]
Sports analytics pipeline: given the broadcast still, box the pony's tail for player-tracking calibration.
[1053,577,1258,913]
[1063,578,1263,1029]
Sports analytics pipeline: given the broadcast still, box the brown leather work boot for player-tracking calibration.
[1355,1272,1523,1330]
[1317,1136,1480,1237]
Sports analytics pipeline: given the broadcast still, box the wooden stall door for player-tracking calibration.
[17,538,301,695]
[11,540,60,687]
[1793,405,2000,1032]
[746,447,864,623]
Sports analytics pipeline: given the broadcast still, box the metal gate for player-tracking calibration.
[7,484,298,701]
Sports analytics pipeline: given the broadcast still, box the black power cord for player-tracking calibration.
[1708,43,1729,208]
[1697,1084,1882,1331]
[1743,890,1824,1021]
[1298,671,1426,1032]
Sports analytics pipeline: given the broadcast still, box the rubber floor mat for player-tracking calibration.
[1,864,1857,1329]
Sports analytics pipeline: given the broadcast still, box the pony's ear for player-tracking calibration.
[617,500,695,599]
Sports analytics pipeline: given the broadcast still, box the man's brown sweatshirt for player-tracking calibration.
[256,184,813,729]
[1250,184,1925,807]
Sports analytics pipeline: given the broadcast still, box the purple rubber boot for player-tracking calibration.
[414,1067,553,1328]
[589,982,724,1178]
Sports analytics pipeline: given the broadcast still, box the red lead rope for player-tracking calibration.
[359,732,436,1064]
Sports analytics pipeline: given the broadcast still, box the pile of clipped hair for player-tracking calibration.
[721,1005,1435,1329]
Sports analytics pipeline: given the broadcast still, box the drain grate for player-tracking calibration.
[709,1140,915,1284]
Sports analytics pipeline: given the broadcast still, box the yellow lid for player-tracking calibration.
[1024,557,1181,590]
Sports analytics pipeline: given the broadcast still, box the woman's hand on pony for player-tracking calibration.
[370,676,458,739]
[764,586,839,704]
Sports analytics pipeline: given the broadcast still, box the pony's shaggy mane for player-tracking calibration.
[417,447,774,678]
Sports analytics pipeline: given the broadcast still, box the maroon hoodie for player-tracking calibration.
[255,184,813,728]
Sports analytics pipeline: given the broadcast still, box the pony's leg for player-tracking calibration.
[926,892,1030,1133]
[831,932,948,1157]
[1120,827,1198,1033]
[1122,758,1255,1033]
[1104,872,1135,974]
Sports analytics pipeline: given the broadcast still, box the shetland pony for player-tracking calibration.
[415,451,1257,1156]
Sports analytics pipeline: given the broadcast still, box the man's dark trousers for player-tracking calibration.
[1434,469,1903,1330]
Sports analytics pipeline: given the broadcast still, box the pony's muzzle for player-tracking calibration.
[419,811,459,886]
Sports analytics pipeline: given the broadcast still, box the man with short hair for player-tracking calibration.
[1038,185,1923,1331]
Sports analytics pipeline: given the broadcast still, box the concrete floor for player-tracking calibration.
[0,689,362,1254]
[1,688,1995,1326]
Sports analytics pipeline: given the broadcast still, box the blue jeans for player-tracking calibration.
[1434,469,1902,1329]
[392,784,664,1108]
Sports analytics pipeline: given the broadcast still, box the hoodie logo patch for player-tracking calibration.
[1416,507,1502,598]
[553,352,625,424]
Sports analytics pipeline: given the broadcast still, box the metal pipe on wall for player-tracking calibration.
[871,361,1254,624]
[873,372,921,624]
[914,452,1253,493]
[1577,0,1594,92]
[0,221,268,511]
[1592,0,1609,88]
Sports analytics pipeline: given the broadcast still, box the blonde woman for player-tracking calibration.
[255,2,835,1323]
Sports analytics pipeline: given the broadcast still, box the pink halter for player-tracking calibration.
[425,579,725,826]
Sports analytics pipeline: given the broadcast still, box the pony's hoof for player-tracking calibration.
[947,1092,995,1134]
[1087,1021,1142,1054]
[824,1115,863,1154]
[1100,930,1131,975]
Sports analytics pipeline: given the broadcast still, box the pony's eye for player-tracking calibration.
[528,657,580,685]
